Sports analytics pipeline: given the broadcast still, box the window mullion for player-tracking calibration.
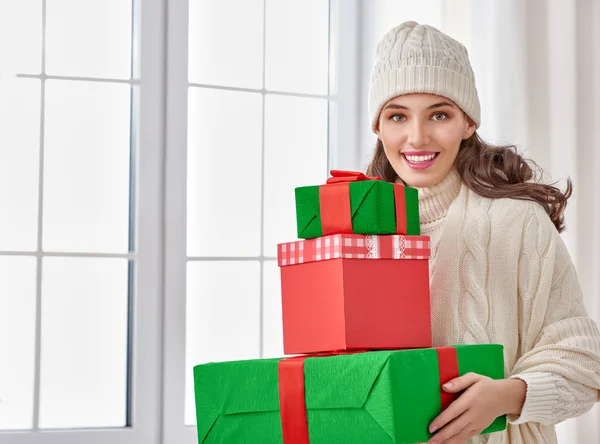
[328,0,362,172]
[162,0,191,441]
[31,0,49,430]
[128,0,167,441]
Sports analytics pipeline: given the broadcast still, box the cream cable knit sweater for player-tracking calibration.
[419,169,600,444]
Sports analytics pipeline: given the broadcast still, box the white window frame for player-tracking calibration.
[161,1,362,443]
[0,0,165,442]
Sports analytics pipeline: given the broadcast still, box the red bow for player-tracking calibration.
[325,170,381,184]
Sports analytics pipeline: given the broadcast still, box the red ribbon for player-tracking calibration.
[278,350,366,444]
[278,358,310,444]
[436,347,460,410]
[278,347,459,443]
[325,170,382,184]
[319,170,410,236]
[393,185,408,234]
[319,182,352,236]
[319,171,381,236]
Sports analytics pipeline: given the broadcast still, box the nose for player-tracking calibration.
[407,120,430,149]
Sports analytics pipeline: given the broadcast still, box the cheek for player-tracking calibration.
[379,125,404,151]
[435,127,464,153]
[381,138,401,158]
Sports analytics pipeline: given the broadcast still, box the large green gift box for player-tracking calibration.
[193,345,507,444]
[295,170,420,239]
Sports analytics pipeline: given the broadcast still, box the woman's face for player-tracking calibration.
[376,93,476,188]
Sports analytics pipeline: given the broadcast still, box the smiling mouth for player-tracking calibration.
[402,152,440,163]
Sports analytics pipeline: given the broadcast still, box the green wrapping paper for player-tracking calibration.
[194,345,507,444]
[295,178,420,239]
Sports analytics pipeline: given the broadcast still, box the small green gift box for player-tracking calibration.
[295,170,420,239]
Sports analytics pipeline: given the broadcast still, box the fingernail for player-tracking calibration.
[443,382,453,388]
[429,425,438,433]
[430,441,438,444]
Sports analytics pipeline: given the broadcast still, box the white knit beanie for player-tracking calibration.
[368,21,481,132]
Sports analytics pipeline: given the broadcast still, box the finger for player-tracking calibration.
[428,396,470,434]
[445,425,479,444]
[427,413,472,444]
[444,426,478,444]
[442,372,484,393]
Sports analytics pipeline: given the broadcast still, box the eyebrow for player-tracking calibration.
[383,101,456,111]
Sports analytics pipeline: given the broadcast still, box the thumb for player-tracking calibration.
[442,372,483,393]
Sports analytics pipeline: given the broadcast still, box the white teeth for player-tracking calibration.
[405,153,436,163]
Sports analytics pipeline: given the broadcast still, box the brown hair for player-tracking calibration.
[365,133,572,232]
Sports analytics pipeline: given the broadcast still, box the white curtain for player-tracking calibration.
[356,1,600,442]
[469,1,600,441]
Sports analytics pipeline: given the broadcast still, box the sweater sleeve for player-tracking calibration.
[507,204,600,426]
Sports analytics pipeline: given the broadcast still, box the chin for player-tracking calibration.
[406,179,437,189]
[396,170,443,189]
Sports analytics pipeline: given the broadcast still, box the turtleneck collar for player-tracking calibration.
[414,168,463,225]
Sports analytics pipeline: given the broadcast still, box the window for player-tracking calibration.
[1,0,163,443]
[1,0,132,429]
[2,1,355,442]
[185,0,331,368]
[162,0,359,442]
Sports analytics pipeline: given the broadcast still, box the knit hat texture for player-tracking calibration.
[368,21,481,131]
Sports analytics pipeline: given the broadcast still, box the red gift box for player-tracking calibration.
[277,234,432,355]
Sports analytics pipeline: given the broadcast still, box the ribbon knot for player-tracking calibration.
[325,170,381,184]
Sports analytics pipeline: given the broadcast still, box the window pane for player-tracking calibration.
[262,260,283,358]
[0,256,37,430]
[45,0,132,79]
[187,88,262,257]
[39,257,128,429]
[265,0,329,95]
[0,78,41,251]
[0,1,43,74]
[188,0,264,88]
[263,95,328,256]
[185,260,261,425]
[43,80,131,254]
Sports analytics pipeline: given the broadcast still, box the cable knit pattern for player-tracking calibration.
[405,22,424,59]
[417,172,600,444]
[458,196,492,345]
[553,377,598,422]
[416,169,461,279]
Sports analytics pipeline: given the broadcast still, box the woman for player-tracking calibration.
[365,21,600,444]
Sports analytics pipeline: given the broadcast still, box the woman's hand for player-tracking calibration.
[427,373,526,444]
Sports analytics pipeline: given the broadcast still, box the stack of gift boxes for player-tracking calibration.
[193,170,507,444]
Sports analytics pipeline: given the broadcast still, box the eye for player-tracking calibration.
[390,114,406,122]
[432,112,448,121]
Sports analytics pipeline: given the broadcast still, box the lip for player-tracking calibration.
[401,151,439,156]
[401,151,440,170]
